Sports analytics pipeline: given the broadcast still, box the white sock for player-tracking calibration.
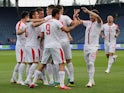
[107,56,114,71]
[11,63,20,80]
[53,64,59,83]
[26,64,32,76]
[64,65,70,80]
[47,63,54,84]
[59,71,65,87]
[40,67,48,84]
[18,63,25,81]
[26,63,38,82]
[32,70,41,84]
[67,62,74,82]
[87,61,95,83]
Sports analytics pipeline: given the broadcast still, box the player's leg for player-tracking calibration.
[47,63,54,85]
[29,48,50,88]
[104,43,109,58]
[18,48,27,85]
[105,43,116,73]
[10,63,20,83]
[40,66,49,85]
[25,46,37,85]
[64,65,70,83]
[29,64,46,88]
[39,47,49,85]
[62,42,74,86]
[53,64,60,85]
[11,46,21,83]
[17,62,26,85]
[26,63,32,76]
[25,47,39,85]
[85,47,97,87]
[51,48,71,90]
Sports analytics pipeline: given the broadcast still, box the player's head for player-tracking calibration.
[52,8,61,20]
[56,5,64,14]
[30,9,39,19]
[90,9,99,22]
[36,7,44,18]
[46,5,55,15]
[21,11,29,21]
[107,15,114,23]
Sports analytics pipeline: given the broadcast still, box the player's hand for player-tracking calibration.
[73,9,80,20]
[102,35,105,39]
[115,34,118,38]
[74,9,80,15]
[81,7,89,13]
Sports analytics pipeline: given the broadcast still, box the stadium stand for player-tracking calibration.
[0,3,124,45]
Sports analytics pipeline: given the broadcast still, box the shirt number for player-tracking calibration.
[46,24,50,35]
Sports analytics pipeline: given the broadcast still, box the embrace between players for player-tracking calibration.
[10,5,120,90]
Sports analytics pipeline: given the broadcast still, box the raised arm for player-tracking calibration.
[81,7,102,23]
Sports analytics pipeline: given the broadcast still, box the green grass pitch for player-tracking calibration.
[0,50,123,93]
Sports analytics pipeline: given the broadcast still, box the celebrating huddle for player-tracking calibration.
[10,4,120,90]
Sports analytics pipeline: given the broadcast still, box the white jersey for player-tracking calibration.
[44,15,72,42]
[41,19,63,48]
[83,20,102,46]
[59,15,72,42]
[16,21,27,46]
[25,22,40,47]
[102,23,119,43]
[44,15,52,21]
[35,26,41,47]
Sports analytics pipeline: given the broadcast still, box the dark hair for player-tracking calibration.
[91,9,99,14]
[56,5,63,10]
[21,11,29,19]
[36,7,44,13]
[29,9,37,19]
[52,8,60,17]
[47,5,55,9]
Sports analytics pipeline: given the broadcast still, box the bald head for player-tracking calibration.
[107,15,114,23]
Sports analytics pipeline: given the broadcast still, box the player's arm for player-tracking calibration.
[81,7,102,23]
[67,32,73,42]
[68,9,81,26]
[100,31,105,39]
[32,21,45,27]
[28,18,45,22]
[115,26,120,38]
[40,32,44,40]
[61,22,78,33]
[16,28,26,35]
[73,9,81,20]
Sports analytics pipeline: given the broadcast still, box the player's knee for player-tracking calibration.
[88,61,94,67]
[66,59,71,63]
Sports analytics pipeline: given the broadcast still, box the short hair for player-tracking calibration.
[52,8,60,17]
[36,7,44,13]
[56,5,63,10]
[91,9,99,14]
[29,9,37,19]
[21,11,29,19]
[47,5,55,9]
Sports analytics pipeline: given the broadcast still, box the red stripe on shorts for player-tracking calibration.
[60,48,64,63]
[38,48,40,59]
[20,49,23,62]
[31,48,35,62]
